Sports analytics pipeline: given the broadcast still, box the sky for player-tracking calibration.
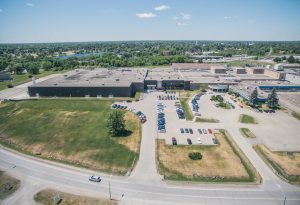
[0,0,300,43]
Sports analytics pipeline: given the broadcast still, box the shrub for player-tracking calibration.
[28,74,33,78]
[188,152,202,160]
[7,84,13,88]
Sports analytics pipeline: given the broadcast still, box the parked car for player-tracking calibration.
[197,138,202,144]
[185,128,189,133]
[189,128,193,134]
[172,137,177,145]
[180,128,184,133]
[212,138,218,144]
[197,129,202,134]
[187,138,192,145]
[202,129,207,134]
[208,128,212,134]
[89,176,101,182]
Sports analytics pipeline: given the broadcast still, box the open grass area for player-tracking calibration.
[0,99,141,175]
[178,90,202,98]
[239,114,257,124]
[195,117,219,123]
[179,98,193,121]
[239,128,256,138]
[254,144,300,184]
[157,130,260,183]
[292,111,300,121]
[0,70,62,91]
[34,189,117,205]
[0,171,20,200]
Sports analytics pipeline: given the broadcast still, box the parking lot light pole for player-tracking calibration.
[277,184,286,205]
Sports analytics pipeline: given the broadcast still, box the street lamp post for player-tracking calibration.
[277,184,286,205]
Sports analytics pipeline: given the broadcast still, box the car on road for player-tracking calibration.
[172,137,177,145]
[185,128,189,133]
[180,128,184,133]
[197,138,202,144]
[187,138,192,145]
[189,128,193,134]
[197,129,202,134]
[89,176,101,182]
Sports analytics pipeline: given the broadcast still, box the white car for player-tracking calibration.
[197,138,202,144]
[89,176,101,182]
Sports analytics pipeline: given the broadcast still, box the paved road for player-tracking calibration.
[1,91,300,205]
[0,74,62,100]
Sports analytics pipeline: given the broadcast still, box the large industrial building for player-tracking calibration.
[28,63,300,97]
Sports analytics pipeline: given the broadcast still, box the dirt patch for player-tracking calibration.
[258,144,300,176]
[157,132,249,179]
[34,189,118,205]
[0,171,20,200]
[113,112,141,153]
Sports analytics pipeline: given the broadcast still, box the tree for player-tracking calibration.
[273,57,282,63]
[287,55,295,63]
[106,110,126,136]
[250,87,258,105]
[267,88,279,109]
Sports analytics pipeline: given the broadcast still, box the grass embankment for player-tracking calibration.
[178,89,204,98]
[34,189,117,205]
[195,117,219,123]
[292,111,300,121]
[179,98,193,121]
[157,130,260,183]
[254,144,300,184]
[0,70,61,91]
[239,114,257,124]
[239,128,256,138]
[0,100,141,175]
[0,171,20,200]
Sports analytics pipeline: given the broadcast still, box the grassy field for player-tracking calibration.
[0,171,20,200]
[0,70,61,91]
[179,98,193,121]
[292,111,300,121]
[239,114,257,124]
[157,131,260,183]
[178,90,202,98]
[254,144,300,183]
[239,128,256,138]
[0,99,141,175]
[195,117,219,123]
[34,189,117,205]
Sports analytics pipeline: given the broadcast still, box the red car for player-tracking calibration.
[208,128,212,134]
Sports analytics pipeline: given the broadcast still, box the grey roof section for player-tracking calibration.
[29,68,147,88]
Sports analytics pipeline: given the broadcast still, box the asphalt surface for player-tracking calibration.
[1,91,300,205]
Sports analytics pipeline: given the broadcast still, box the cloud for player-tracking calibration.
[172,16,179,20]
[224,16,239,20]
[154,5,170,11]
[26,2,34,7]
[136,12,156,18]
[177,22,187,26]
[180,12,191,20]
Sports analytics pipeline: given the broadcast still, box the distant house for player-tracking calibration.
[0,71,11,82]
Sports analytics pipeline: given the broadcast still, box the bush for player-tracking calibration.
[28,74,33,78]
[188,152,202,160]
[7,84,13,88]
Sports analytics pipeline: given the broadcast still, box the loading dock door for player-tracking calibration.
[157,81,162,89]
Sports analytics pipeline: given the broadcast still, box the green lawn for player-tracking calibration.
[195,117,219,123]
[239,114,257,124]
[0,70,62,91]
[292,111,300,121]
[239,128,256,138]
[179,98,193,121]
[0,99,140,175]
